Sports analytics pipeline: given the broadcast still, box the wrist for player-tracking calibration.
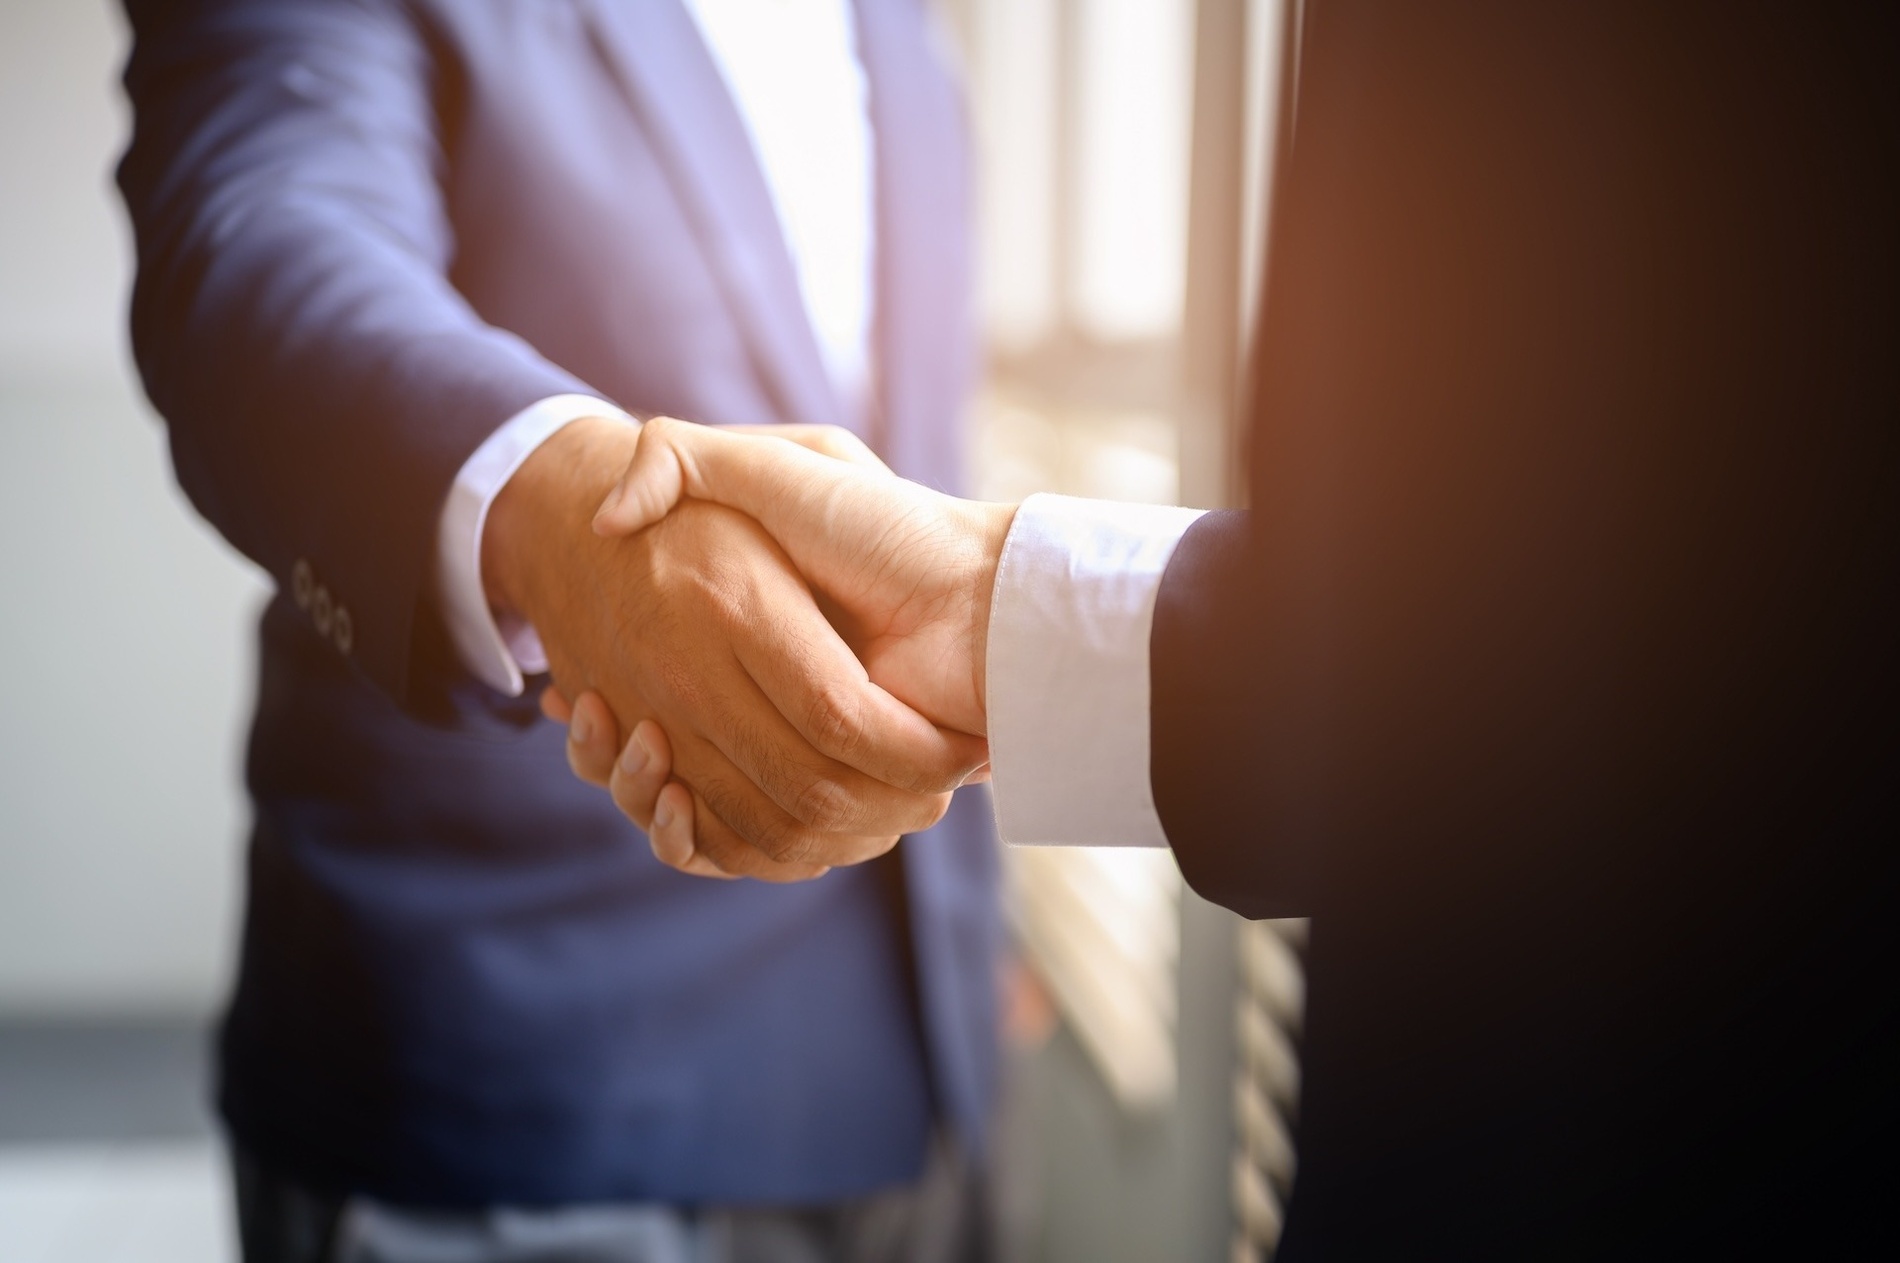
[964,500,1019,728]
[483,414,641,628]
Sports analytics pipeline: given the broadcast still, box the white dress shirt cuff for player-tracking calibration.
[435,394,638,696]
[985,493,1208,847]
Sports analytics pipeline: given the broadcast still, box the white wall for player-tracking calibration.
[0,0,264,1017]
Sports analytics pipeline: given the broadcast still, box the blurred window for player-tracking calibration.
[939,0,1291,1114]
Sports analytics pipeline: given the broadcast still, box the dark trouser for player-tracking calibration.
[232,1139,991,1263]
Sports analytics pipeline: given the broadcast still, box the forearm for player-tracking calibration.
[119,0,590,700]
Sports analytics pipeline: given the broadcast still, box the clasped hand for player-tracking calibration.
[507,417,1013,881]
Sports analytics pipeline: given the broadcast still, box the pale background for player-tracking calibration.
[0,0,265,1021]
[2,3,260,1257]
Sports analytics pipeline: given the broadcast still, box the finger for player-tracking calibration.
[608,720,673,830]
[681,737,904,873]
[641,710,869,879]
[684,785,876,883]
[624,753,789,884]
[657,780,834,883]
[645,781,694,866]
[690,637,957,836]
[645,782,740,880]
[540,685,573,725]
[630,763,809,881]
[564,691,621,789]
[594,416,693,536]
[705,518,986,795]
[729,594,989,796]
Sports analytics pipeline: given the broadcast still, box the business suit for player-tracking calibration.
[1152,0,1899,1255]
[116,0,999,1216]
[510,0,1898,1251]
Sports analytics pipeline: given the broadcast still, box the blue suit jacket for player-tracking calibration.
[117,0,999,1207]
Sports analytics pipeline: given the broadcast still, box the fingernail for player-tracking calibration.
[652,795,674,831]
[570,705,594,748]
[620,726,653,777]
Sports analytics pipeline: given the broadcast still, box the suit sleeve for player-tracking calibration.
[1148,1,1900,923]
[116,0,593,705]
[1148,509,1299,920]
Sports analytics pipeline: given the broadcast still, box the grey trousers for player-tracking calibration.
[232,1140,990,1263]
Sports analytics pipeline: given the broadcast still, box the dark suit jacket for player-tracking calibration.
[117,0,999,1206]
[1154,1,1898,1256]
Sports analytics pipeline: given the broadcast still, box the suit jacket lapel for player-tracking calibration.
[582,0,841,429]
[853,0,976,490]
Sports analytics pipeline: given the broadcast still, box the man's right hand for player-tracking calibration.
[483,416,988,880]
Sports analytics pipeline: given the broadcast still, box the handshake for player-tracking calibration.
[485,416,1017,881]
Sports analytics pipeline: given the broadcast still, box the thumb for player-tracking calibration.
[592,416,692,536]
[592,416,882,549]
[725,424,891,475]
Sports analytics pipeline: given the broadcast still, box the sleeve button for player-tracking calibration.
[291,559,315,610]
[332,605,354,656]
[312,585,334,636]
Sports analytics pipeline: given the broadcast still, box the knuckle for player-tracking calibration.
[805,683,867,758]
[788,775,857,833]
[649,662,709,725]
[849,836,901,866]
[918,791,953,832]
[754,815,819,867]
[698,774,808,865]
